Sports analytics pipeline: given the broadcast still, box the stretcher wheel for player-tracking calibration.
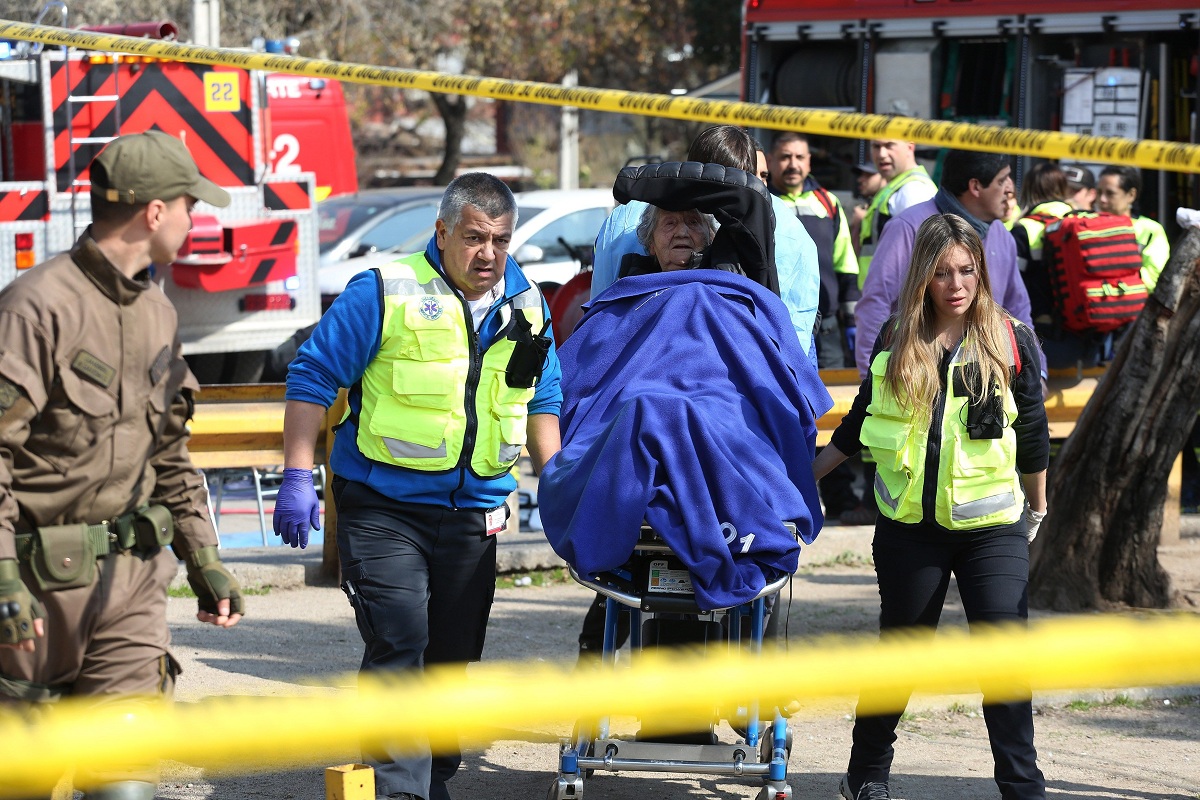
[756,784,793,800]
[547,773,585,800]
[758,723,793,767]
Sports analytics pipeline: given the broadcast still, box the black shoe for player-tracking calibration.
[840,774,890,800]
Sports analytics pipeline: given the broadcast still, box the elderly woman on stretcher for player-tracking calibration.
[538,162,833,611]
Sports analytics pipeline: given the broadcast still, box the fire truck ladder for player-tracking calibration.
[44,2,125,234]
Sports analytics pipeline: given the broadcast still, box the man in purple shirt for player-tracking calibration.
[854,150,1047,378]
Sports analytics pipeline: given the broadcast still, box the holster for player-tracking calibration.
[954,364,1005,440]
[505,309,551,389]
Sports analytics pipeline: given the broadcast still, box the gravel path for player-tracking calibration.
[148,531,1200,800]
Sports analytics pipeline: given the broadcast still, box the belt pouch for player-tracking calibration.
[133,505,174,550]
[29,524,96,592]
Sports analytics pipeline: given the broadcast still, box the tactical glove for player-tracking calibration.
[0,559,43,645]
[186,546,245,616]
[272,467,320,549]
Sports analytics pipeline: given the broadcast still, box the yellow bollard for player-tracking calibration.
[325,763,374,800]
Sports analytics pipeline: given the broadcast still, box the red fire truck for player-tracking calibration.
[742,0,1198,226]
[0,16,358,382]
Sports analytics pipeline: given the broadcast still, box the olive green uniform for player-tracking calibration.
[0,232,216,700]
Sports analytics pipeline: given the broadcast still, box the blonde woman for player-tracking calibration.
[814,214,1049,800]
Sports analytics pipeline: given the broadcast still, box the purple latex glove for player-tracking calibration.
[272,467,320,549]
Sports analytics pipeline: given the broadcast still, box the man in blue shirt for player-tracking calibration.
[589,127,820,364]
[274,173,562,800]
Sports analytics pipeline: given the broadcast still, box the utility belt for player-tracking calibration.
[13,505,173,592]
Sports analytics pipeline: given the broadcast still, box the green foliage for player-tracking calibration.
[687,0,741,71]
[799,550,874,571]
[1065,694,1140,712]
[496,567,571,589]
[168,584,271,598]
[1065,699,1099,711]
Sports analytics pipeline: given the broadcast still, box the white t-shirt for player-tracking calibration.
[888,180,938,216]
[466,277,505,331]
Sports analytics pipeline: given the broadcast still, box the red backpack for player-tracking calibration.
[1031,210,1146,334]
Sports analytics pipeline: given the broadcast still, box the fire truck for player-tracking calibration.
[742,0,1199,228]
[0,15,358,382]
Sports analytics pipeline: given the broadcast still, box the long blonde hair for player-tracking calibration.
[884,214,1013,419]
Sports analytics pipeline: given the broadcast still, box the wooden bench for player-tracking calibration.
[188,367,1160,571]
[814,367,1103,445]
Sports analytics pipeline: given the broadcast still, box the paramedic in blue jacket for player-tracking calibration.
[273,172,563,800]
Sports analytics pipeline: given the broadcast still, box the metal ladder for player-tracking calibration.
[29,1,124,234]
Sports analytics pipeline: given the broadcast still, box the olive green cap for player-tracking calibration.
[89,131,231,208]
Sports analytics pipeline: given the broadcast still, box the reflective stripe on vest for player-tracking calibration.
[861,337,1022,530]
[356,252,544,479]
[858,167,937,287]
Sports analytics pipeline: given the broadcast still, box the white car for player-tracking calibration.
[318,188,615,300]
[509,188,615,293]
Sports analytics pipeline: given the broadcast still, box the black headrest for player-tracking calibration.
[613,161,779,295]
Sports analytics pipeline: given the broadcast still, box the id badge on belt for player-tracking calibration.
[485,504,510,536]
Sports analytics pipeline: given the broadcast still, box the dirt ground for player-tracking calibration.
[147,530,1200,800]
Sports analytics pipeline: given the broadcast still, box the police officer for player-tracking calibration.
[273,172,562,800]
[0,131,244,799]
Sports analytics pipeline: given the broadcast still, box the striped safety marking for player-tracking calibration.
[49,60,255,192]
[0,190,49,222]
[248,220,296,284]
[263,180,312,211]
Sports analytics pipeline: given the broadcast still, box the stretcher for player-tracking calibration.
[548,525,797,800]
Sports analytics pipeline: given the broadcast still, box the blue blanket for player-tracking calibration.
[539,271,833,610]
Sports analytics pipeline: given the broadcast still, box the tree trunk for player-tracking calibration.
[1029,226,1200,611]
[432,93,467,185]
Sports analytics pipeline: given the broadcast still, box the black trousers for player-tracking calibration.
[846,523,1045,800]
[815,314,848,369]
[334,478,498,800]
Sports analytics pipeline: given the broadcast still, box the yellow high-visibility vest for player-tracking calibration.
[858,166,937,287]
[860,334,1023,530]
[356,253,544,479]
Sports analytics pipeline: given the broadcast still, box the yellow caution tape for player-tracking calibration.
[2,20,1200,173]
[0,613,1198,796]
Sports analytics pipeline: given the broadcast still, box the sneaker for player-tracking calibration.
[840,774,891,800]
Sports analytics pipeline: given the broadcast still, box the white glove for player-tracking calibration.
[1023,506,1047,543]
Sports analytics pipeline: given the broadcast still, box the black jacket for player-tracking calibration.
[613,161,779,295]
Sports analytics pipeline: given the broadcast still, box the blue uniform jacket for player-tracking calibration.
[539,271,833,610]
[286,238,563,510]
